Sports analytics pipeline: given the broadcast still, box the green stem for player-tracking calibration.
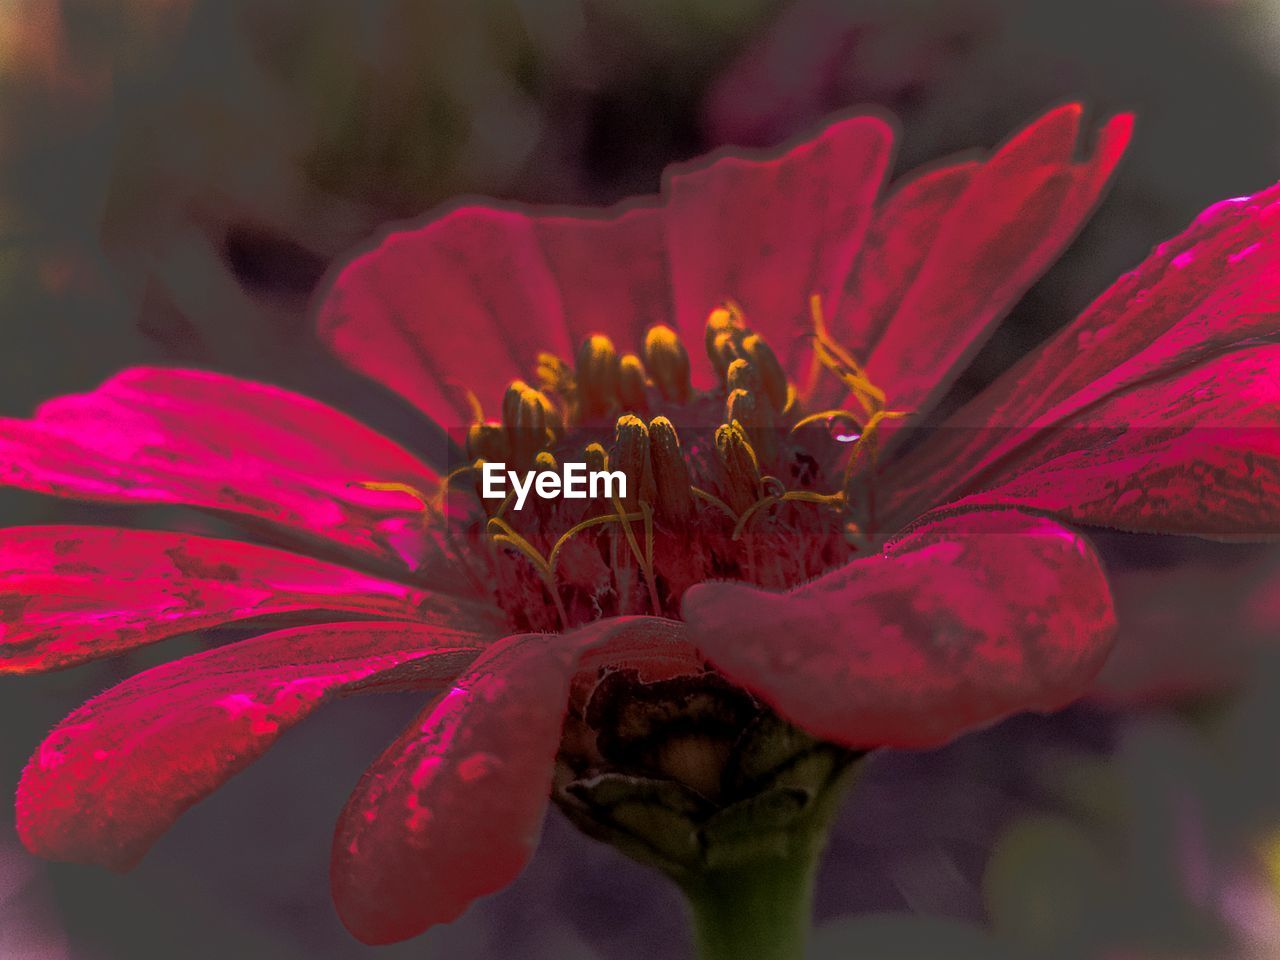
[680,841,822,960]
[678,762,858,960]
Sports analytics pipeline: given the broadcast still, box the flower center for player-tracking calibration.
[422,299,905,632]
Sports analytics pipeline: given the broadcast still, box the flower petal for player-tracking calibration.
[330,615,686,945]
[681,509,1115,750]
[886,180,1280,522]
[664,115,893,384]
[939,346,1280,537]
[318,203,673,429]
[0,368,439,568]
[861,105,1131,417]
[0,525,503,673]
[319,117,894,421]
[319,207,573,429]
[16,621,491,871]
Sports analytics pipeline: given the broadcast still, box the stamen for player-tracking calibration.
[618,354,648,412]
[466,422,507,462]
[648,416,694,527]
[486,516,569,627]
[690,486,739,521]
[576,334,620,419]
[612,414,652,513]
[714,421,762,515]
[807,294,885,417]
[584,441,609,475]
[643,325,692,403]
[536,353,575,401]
[731,489,845,541]
[504,381,561,468]
[741,334,788,411]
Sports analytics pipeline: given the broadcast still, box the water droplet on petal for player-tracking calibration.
[827,413,861,444]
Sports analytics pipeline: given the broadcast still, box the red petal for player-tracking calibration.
[681,510,1115,750]
[664,115,893,385]
[16,621,489,871]
[943,346,1280,537]
[886,180,1280,523]
[331,615,686,945]
[861,105,1131,417]
[0,368,439,568]
[319,204,672,429]
[318,117,894,421]
[0,526,504,673]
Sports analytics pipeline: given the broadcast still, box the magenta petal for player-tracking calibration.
[886,180,1280,522]
[319,203,672,428]
[330,616,686,945]
[664,115,893,385]
[0,368,439,567]
[944,346,1280,537]
[0,525,502,673]
[862,106,1131,417]
[681,510,1115,750]
[16,621,492,871]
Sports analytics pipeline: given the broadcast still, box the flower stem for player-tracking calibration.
[678,763,857,960]
[680,841,822,960]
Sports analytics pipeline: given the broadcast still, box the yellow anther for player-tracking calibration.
[584,441,609,474]
[708,329,744,381]
[504,381,560,468]
[726,385,776,465]
[647,416,694,527]
[534,450,559,472]
[536,353,576,400]
[643,325,692,403]
[618,354,648,412]
[612,414,652,512]
[741,334,788,411]
[576,334,619,418]
[705,303,748,380]
[714,420,762,515]
[466,422,507,462]
[725,358,758,394]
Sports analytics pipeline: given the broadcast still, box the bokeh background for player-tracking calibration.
[4,1,1280,957]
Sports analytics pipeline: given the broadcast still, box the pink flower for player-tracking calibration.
[2,103,1277,944]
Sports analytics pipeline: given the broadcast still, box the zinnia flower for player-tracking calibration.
[3,103,1278,953]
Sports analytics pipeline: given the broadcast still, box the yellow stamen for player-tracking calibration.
[576,334,620,418]
[648,416,694,527]
[808,294,886,417]
[690,486,739,521]
[466,422,507,462]
[643,325,692,403]
[741,333,788,411]
[486,516,569,627]
[618,354,648,412]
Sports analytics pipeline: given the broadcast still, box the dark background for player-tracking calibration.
[4,1,1280,957]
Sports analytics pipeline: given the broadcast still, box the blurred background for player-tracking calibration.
[3,0,1280,957]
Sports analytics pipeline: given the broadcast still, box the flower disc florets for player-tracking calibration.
[438,299,903,634]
